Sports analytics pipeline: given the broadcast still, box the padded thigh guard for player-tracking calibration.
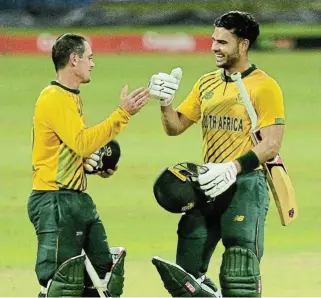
[152,256,222,297]
[219,246,262,297]
[47,254,85,297]
[105,247,126,297]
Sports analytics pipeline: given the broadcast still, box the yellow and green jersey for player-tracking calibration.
[177,65,285,163]
[32,81,131,191]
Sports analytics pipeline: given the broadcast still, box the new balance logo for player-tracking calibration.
[234,215,245,222]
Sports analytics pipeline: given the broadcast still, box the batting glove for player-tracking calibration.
[148,67,182,106]
[198,162,237,199]
[84,151,101,173]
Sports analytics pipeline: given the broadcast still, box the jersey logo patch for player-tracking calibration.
[203,91,213,100]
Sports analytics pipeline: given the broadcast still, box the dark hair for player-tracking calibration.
[214,11,260,48]
[52,33,87,71]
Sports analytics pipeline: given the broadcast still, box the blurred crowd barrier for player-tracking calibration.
[1,32,320,54]
[1,0,321,54]
[1,0,321,27]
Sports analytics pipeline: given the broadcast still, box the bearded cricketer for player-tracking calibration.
[148,11,285,297]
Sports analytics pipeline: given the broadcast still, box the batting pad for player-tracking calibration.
[152,256,222,297]
[220,246,261,297]
[47,254,85,297]
[105,247,126,296]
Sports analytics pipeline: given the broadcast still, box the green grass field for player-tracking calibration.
[0,51,320,296]
[3,24,321,37]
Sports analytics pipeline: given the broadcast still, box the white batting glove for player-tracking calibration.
[198,162,238,199]
[84,151,101,173]
[148,67,182,106]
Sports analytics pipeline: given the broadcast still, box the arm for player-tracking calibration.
[160,105,194,136]
[234,78,285,173]
[50,102,131,158]
[234,124,284,173]
[149,68,201,136]
[252,124,284,163]
[43,86,149,157]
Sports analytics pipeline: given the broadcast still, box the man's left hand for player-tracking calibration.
[84,151,100,173]
[97,165,118,178]
[198,162,237,199]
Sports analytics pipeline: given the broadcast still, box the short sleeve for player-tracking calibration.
[255,78,285,128]
[176,79,201,122]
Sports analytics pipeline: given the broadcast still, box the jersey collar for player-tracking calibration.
[50,81,80,94]
[221,64,257,82]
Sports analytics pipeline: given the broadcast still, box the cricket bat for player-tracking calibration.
[231,72,298,226]
[82,249,110,297]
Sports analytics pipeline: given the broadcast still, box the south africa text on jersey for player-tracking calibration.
[202,115,244,132]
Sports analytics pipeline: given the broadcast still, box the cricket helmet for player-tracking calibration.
[153,162,207,213]
[99,139,120,171]
[86,140,120,175]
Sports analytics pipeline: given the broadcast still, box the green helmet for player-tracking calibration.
[153,162,208,213]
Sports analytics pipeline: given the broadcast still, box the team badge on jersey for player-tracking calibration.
[203,91,213,100]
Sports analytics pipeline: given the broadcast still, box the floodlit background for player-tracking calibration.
[0,0,321,296]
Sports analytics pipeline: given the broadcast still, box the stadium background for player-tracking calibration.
[0,0,320,296]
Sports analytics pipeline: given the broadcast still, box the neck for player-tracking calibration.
[56,69,80,90]
[225,59,251,76]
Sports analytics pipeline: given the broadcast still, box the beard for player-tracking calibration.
[215,51,240,70]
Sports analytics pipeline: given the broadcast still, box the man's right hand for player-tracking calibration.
[148,67,182,106]
[119,86,150,115]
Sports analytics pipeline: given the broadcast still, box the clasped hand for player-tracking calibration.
[84,152,117,178]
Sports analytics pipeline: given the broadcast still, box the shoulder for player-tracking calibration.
[36,85,71,107]
[252,69,282,92]
[199,70,221,83]
[192,70,221,90]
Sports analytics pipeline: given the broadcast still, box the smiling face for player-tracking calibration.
[211,27,248,71]
[72,41,95,84]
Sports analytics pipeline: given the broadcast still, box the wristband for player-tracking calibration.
[236,150,260,174]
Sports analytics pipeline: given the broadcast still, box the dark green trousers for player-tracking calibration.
[27,189,112,287]
[176,170,269,278]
